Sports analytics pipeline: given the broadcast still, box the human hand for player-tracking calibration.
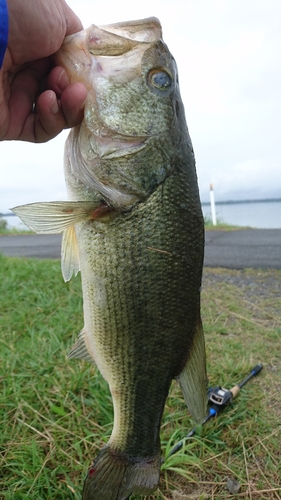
[0,0,87,142]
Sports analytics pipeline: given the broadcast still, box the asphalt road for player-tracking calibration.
[0,229,280,269]
[204,229,281,269]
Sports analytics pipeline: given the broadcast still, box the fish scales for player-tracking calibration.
[78,166,203,452]
[12,17,208,500]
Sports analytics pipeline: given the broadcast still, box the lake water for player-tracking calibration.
[1,200,281,230]
[202,200,281,229]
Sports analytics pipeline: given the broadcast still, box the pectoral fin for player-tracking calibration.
[11,201,104,234]
[176,319,208,424]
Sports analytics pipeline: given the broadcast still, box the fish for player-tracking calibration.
[12,17,207,500]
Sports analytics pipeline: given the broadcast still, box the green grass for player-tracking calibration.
[203,215,250,231]
[0,255,280,499]
[0,228,32,235]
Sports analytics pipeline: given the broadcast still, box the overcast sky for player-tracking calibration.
[1,0,281,213]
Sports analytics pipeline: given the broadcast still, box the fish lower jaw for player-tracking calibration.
[88,132,148,159]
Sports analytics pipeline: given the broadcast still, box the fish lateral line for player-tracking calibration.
[146,246,173,256]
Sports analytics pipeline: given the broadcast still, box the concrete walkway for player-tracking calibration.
[0,229,280,269]
[204,228,281,269]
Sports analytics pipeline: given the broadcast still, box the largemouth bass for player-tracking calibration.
[13,17,207,500]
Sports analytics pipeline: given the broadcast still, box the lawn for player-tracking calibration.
[0,254,280,499]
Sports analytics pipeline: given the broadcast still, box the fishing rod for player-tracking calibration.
[126,365,263,500]
[167,363,263,458]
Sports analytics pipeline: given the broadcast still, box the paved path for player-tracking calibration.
[204,229,281,269]
[0,234,61,259]
[0,229,280,269]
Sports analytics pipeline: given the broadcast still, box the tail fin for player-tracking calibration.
[82,445,160,500]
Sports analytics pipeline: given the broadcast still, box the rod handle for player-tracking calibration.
[230,385,240,398]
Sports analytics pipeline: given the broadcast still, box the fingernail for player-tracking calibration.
[50,97,59,114]
[57,68,70,90]
[79,85,88,110]
[79,96,87,111]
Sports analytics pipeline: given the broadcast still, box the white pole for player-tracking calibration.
[210,183,217,226]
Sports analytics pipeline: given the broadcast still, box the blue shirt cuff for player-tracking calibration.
[0,0,8,68]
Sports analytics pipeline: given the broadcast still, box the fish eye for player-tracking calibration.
[148,69,173,92]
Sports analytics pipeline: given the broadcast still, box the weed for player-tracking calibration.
[0,256,280,499]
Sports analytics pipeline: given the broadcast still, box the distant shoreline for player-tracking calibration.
[200,197,281,206]
[1,197,281,216]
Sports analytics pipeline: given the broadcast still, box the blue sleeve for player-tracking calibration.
[0,0,8,68]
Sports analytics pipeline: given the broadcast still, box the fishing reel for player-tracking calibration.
[207,364,263,410]
[166,364,263,459]
[207,386,234,407]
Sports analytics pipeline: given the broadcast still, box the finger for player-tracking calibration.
[23,82,86,143]
[47,66,88,127]
[60,81,87,128]
[4,59,50,140]
[62,1,83,36]
[14,89,65,142]
[32,89,66,142]
[3,62,87,142]
[47,66,71,96]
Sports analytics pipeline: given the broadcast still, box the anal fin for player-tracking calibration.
[176,318,208,423]
[68,328,95,364]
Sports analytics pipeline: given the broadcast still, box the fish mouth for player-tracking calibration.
[62,17,162,57]
[55,17,162,85]
[93,17,162,43]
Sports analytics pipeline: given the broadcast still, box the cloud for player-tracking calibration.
[204,159,280,201]
[1,0,281,212]
[0,133,67,212]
